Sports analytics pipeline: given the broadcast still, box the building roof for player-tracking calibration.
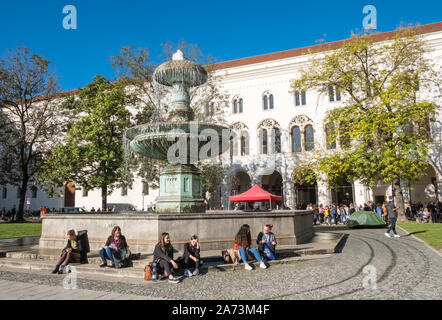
[210,21,442,71]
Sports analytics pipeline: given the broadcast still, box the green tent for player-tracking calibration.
[347,210,387,228]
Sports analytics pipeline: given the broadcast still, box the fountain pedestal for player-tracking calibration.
[156,164,205,213]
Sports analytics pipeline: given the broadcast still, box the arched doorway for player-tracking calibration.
[64,182,75,207]
[260,170,283,196]
[295,181,317,206]
[229,171,251,195]
[331,181,354,205]
[410,165,438,203]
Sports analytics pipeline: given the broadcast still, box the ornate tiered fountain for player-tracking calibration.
[124,50,230,213]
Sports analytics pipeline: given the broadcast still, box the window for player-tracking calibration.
[304,125,314,151]
[31,186,38,198]
[261,129,268,154]
[142,182,149,195]
[82,188,88,197]
[273,128,281,153]
[263,92,274,110]
[240,131,249,156]
[295,91,307,106]
[326,123,337,149]
[230,136,238,157]
[291,126,302,152]
[233,97,243,114]
[329,86,341,102]
[2,187,6,199]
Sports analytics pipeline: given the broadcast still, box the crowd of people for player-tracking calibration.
[51,223,277,284]
[303,199,442,226]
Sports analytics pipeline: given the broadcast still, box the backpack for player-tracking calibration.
[263,243,275,260]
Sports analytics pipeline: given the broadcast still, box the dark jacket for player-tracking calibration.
[153,244,173,263]
[104,235,128,250]
[256,232,277,246]
[183,242,200,260]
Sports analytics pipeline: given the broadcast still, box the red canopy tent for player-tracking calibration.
[229,184,283,203]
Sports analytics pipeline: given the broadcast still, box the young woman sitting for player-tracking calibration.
[256,224,277,261]
[153,233,180,283]
[52,229,85,274]
[98,226,129,268]
[183,235,201,277]
[234,224,267,270]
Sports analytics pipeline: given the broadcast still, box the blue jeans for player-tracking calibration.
[236,248,262,263]
[99,247,116,265]
[386,217,398,235]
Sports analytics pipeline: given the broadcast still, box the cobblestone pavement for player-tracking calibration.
[0,227,440,300]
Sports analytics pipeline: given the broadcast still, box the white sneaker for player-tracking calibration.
[184,269,192,277]
[394,234,400,238]
[384,232,391,238]
[244,263,253,271]
[259,261,267,269]
[192,268,199,276]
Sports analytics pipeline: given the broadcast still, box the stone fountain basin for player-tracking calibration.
[125,122,232,162]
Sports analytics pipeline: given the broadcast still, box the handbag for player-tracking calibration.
[144,264,153,281]
[263,243,275,260]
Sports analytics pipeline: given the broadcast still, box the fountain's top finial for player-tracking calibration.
[172,50,184,61]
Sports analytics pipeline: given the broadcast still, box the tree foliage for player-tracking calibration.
[291,28,441,220]
[37,76,131,211]
[0,46,61,220]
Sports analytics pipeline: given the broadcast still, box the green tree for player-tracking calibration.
[291,28,440,221]
[37,76,131,211]
[0,46,61,221]
[198,161,226,208]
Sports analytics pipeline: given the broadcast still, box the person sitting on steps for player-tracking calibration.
[256,224,277,261]
[153,232,180,283]
[183,235,201,277]
[234,224,267,270]
[51,229,85,274]
[98,226,129,268]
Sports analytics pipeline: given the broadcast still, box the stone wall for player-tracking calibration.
[39,210,314,253]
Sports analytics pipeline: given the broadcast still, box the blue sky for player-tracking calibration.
[1,0,440,91]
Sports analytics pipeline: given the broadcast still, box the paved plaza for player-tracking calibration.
[0,226,440,300]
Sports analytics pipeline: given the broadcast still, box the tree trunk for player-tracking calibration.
[101,184,107,212]
[393,179,406,222]
[16,176,29,222]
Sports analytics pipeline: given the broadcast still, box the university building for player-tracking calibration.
[1,22,442,212]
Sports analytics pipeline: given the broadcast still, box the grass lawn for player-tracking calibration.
[398,222,442,251]
[0,222,42,239]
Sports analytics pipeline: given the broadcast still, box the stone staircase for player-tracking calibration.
[0,232,345,280]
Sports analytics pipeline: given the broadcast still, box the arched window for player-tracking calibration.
[263,92,274,110]
[292,126,302,152]
[233,96,243,114]
[304,125,314,151]
[326,123,337,149]
[240,131,249,156]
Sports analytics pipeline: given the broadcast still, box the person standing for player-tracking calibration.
[384,196,400,238]
[10,205,16,222]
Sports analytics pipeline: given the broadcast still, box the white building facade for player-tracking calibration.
[2,22,441,212]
